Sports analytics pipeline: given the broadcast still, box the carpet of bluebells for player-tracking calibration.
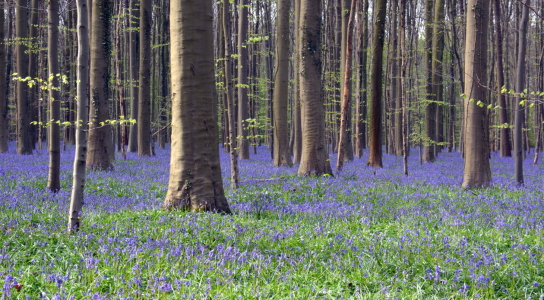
[1,142,543,299]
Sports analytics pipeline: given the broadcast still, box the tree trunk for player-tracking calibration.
[0,0,7,153]
[400,0,408,175]
[222,0,239,188]
[292,0,302,164]
[514,0,530,186]
[367,0,387,168]
[462,0,491,188]
[47,0,61,192]
[87,0,113,170]
[164,0,231,213]
[16,0,33,154]
[423,0,435,162]
[138,0,152,156]
[237,0,250,159]
[127,0,139,153]
[28,0,39,149]
[273,0,293,167]
[355,0,369,158]
[337,0,358,171]
[297,0,332,176]
[69,0,90,232]
[432,0,445,155]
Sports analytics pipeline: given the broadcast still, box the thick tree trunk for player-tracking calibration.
[16,0,33,154]
[237,0,250,159]
[514,0,530,185]
[367,0,387,168]
[337,0,358,171]
[47,0,61,192]
[297,0,332,176]
[164,0,231,213]
[273,0,293,167]
[69,0,90,232]
[87,0,113,170]
[0,0,7,152]
[138,0,152,156]
[462,0,491,188]
[127,0,139,153]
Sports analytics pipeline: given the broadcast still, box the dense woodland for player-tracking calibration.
[1,0,543,211]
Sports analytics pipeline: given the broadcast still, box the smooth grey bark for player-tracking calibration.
[47,0,61,192]
[69,0,90,232]
[87,0,113,170]
[355,0,369,157]
[292,0,302,164]
[462,0,491,188]
[273,0,293,167]
[0,0,7,152]
[164,0,231,213]
[137,0,151,156]
[514,0,530,185]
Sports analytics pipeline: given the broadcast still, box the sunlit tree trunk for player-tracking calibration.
[87,0,113,170]
[164,0,231,213]
[462,0,491,188]
[0,0,7,153]
[273,0,293,167]
[69,0,90,232]
[298,0,332,176]
[138,0,151,156]
[47,0,61,192]
[367,0,387,168]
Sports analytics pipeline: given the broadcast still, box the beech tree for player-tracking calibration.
[16,0,33,155]
[138,0,152,156]
[163,0,231,213]
[462,0,491,188]
[0,0,7,153]
[47,0,61,192]
[297,0,333,176]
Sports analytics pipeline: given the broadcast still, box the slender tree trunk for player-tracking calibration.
[138,0,151,156]
[223,0,239,189]
[47,0,61,192]
[400,0,408,175]
[16,0,33,154]
[432,0,445,155]
[292,0,302,164]
[164,0,231,213]
[423,0,435,162]
[237,0,250,159]
[355,0,369,157]
[337,0,358,171]
[87,0,113,170]
[514,0,530,185]
[69,0,90,232]
[28,0,39,149]
[127,0,139,153]
[0,0,7,152]
[462,0,491,188]
[273,0,293,167]
[298,0,332,176]
[367,0,387,168]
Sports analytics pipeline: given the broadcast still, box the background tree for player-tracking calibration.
[422,0,435,162]
[87,0,113,170]
[297,0,332,176]
[127,0,139,153]
[164,0,231,213]
[69,0,90,232]
[16,0,33,154]
[237,0,250,159]
[47,0,61,192]
[462,0,491,188]
[367,0,387,168]
[272,0,292,167]
[0,0,7,152]
[138,0,151,156]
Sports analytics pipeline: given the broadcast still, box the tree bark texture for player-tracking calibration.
[138,0,152,156]
[164,0,231,213]
[462,0,491,188]
[87,0,113,170]
[297,0,333,176]
[47,0,61,192]
[367,0,387,168]
[16,0,33,154]
[0,0,8,152]
[237,0,250,159]
[273,0,293,167]
[128,0,139,153]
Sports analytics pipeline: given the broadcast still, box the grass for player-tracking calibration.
[0,143,543,299]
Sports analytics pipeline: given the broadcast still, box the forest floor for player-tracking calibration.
[1,143,543,299]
